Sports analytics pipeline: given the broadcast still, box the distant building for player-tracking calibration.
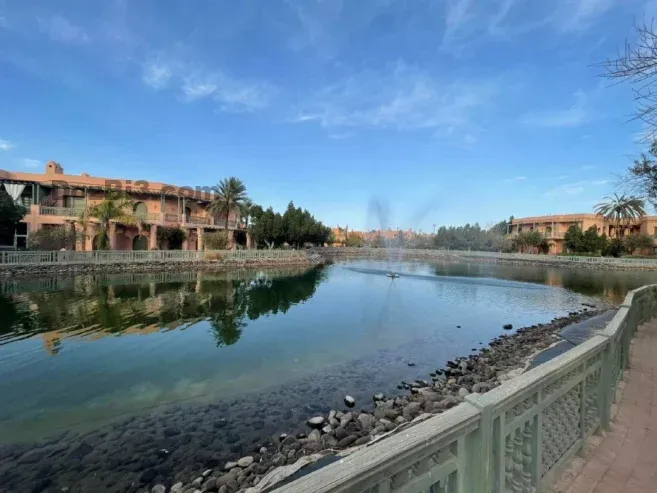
[508,213,657,254]
[0,161,246,250]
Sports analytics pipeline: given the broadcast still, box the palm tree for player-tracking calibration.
[240,198,253,229]
[208,177,249,230]
[594,193,646,238]
[79,192,143,250]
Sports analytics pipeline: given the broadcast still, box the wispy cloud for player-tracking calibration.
[141,56,273,112]
[292,61,502,136]
[504,176,527,182]
[521,90,589,128]
[544,178,609,196]
[328,132,354,140]
[22,158,40,169]
[142,60,173,90]
[0,140,13,151]
[557,0,615,32]
[441,0,475,50]
[37,15,89,45]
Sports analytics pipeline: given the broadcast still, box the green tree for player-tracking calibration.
[624,233,654,254]
[594,193,646,238]
[28,226,83,251]
[345,234,364,247]
[204,231,230,250]
[0,188,27,246]
[156,226,187,250]
[209,177,249,230]
[581,226,603,254]
[79,192,142,250]
[563,225,584,253]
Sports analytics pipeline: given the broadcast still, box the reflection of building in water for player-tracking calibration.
[23,266,324,356]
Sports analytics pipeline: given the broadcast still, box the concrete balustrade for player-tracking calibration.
[275,284,657,493]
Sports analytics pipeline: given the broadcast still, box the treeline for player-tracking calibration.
[249,202,331,249]
[563,225,654,257]
[429,220,510,251]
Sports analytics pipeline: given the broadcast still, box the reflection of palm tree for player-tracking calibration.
[210,311,246,347]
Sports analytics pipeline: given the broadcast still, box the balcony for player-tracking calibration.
[39,206,81,217]
[135,212,163,223]
[186,215,211,226]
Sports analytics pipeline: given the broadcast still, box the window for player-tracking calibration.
[64,196,85,210]
[545,226,552,236]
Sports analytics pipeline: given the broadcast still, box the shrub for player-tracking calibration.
[157,226,187,250]
[204,231,230,250]
[28,226,82,250]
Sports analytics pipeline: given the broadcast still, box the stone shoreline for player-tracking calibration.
[0,254,326,280]
[161,307,607,493]
[315,248,657,271]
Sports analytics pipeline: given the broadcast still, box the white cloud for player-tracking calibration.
[142,57,272,112]
[37,15,89,45]
[545,183,585,196]
[544,178,609,196]
[504,176,527,182]
[557,0,614,32]
[292,61,501,135]
[142,60,173,89]
[22,159,40,169]
[0,139,13,151]
[328,132,354,140]
[521,90,589,128]
[442,0,475,49]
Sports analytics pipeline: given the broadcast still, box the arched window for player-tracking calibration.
[133,235,148,251]
[545,226,552,236]
[133,202,148,219]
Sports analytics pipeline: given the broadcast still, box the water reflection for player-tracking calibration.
[0,267,326,355]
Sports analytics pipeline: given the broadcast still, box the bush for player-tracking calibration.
[157,226,186,250]
[204,231,230,250]
[28,226,82,250]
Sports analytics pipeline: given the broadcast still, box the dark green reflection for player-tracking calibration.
[0,267,326,353]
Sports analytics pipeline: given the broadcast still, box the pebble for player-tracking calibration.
[202,469,212,477]
[344,395,356,408]
[407,361,416,366]
[152,486,166,493]
[171,483,183,493]
[224,462,238,471]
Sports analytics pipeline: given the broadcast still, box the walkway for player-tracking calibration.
[554,319,657,493]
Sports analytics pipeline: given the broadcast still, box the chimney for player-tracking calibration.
[45,161,64,175]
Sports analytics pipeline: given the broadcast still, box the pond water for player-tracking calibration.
[0,259,654,492]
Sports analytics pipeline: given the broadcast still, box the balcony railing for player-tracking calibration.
[134,212,162,223]
[164,213,180,224]
[39,206,81,217]
[186,215,211,225]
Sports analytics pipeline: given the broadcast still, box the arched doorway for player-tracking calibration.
[133,235,148,250]
[134,202,148,219]
[92,235,100,251]
[185,207,192,223]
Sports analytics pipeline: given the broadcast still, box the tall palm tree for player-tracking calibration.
[208,177,249,230]
[78,192,143,250]
[594,193,646,238]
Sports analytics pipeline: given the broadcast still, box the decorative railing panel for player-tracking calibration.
[276,284,657,493]
[0,249,308,265]
[39,206,80,217]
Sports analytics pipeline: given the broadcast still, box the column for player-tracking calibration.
[182,230,188,250]
[75,223,85,251]
[149,225,158,250]
[85,225,94,251]
[229,231,237,250]
[109,223,117,250]
[197,227,204,251]
[246,233,253,250]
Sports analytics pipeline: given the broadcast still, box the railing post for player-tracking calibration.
[598,337,613,431]
[463,395,494,493]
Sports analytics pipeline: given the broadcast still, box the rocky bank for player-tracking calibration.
[130,307,605,493]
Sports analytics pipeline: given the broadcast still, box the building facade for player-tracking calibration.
[508,213,657,254]
[0,161,246,251]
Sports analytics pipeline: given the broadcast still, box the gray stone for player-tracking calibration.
[192,477,204,488]
[403,402,422,421]
[202,469,213,477]
[357,413,377,432]
[237,456,254,468]
[216,474,236,488]
[354,436,371,446]
[328,410,337,420]
[308,429,322,442]
[458,387,470,399]
[344,395,356,408]
[171,483,184,493]
[307,416,325,429]
[329,417,339,428]
[259,447,268,454]
[224,462,238,471]
[472,382,492,393]
[395,416,408,424]
[340,412,353,427]
[272,453,286,466]
[280,435,297,448]
[337,435,359,448]
[152,486,166,493]
[321,425,332,434]
[373,393,385,401]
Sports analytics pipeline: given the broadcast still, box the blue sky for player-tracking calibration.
[0,0,654,232]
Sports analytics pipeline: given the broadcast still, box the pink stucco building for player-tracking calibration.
[0,161,246,250]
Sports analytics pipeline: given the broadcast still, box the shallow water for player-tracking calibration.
[0,259,652,491]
